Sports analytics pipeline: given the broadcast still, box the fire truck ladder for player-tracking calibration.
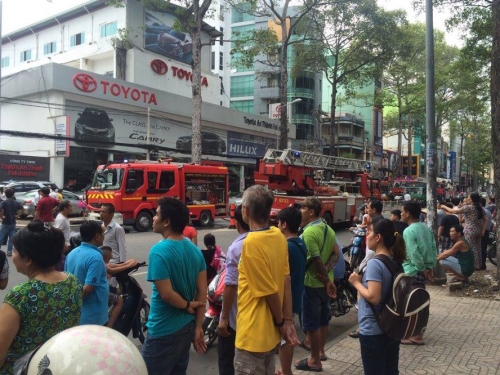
[262,149,379,174]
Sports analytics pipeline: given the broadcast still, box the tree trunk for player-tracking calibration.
[491,0,500,281]
[191,8,203,164]
[279,41,289,150]
[329,86,337,156]
[397,92,403,177]
[407,115,413,178]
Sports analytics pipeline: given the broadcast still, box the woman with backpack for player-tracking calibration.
[349,218,407,375]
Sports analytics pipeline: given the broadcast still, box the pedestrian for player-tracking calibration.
[480,197,493,270]
[141,197,207,375]
[235,185,298,375]
[49,187,58,200]
[276,207,307,375]
[349,218,406,375]
[0,220,82,374]
[404,191,411,201]
[202,233,224,285]
[0,249,8,290]
[33,189,42,209]
[485,196,496,216]
[437,224,475,282]
[294,197,338,372]
[54,200,72,249]
[100,203,127,263]
[183,219,198,245]
[0,188,24,257]
[400,201,437,346]
[34,187,59,227]
[358,199,384,273]
[65,221,109,326]
[217,205,250,375]
[438,203,460,254]
[390,209,408,235]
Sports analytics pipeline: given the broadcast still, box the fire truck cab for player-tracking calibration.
[86,160,229,231]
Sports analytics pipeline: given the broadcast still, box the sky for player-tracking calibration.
[1,0,461,46]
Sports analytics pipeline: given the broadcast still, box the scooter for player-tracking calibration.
[112,262,150,344]
[346,227,366,270]
[202,267,226,349]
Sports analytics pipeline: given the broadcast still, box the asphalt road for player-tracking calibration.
[0,220,358,374]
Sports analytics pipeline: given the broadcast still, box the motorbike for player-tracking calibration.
[330,249,358,318]
[202,267,226,349]
[112,262,150,344]
[345,227,366,270]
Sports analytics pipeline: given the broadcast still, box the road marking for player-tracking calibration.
[134,271,148,276]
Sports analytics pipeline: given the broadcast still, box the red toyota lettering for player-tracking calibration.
[110,83,121,96]
[101,80,110,93]
[131,88,141,101]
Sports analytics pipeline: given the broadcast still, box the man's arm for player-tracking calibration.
[116,226,128,262]
[217,284,237,337]
[192,269,208,354]
[83,285,96,297]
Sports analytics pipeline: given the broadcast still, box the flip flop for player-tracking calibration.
[320,355,327,361]
[401,338,425,346]
[348,330,359,338]
[298,340,311,351]
[294,358,322,372]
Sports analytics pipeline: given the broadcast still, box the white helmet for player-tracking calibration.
[19,325,147,374]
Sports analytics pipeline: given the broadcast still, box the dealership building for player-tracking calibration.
[0,0,283,191]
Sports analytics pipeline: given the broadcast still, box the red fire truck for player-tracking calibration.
[86,160,229,231]
[254,149,378,226]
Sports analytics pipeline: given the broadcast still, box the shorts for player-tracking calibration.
[301,286,331,331]
[108,286,119,307]
[440,257,463,275]
[234,347,277,375]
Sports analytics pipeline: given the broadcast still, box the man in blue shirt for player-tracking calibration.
[65,221,108,325]
[0,188,24,256]
[141,197,207,375]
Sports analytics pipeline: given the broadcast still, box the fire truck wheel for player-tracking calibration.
[198,210,214,227]
[323,212,333,227]
[134,211,153,232]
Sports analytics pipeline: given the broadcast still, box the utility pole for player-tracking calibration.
[146,107,150,160]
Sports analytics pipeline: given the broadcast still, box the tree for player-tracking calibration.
[492,0,499,280]
[108,0,216,164]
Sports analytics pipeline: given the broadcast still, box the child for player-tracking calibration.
[202,233,224,284]
[101,246,138,328]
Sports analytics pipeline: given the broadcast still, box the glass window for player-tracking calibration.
[70,32,85,47]
[230,100,254,114]
[211,51,215,70]
[43,41,57,55]
[126,169,144,191]
[231,24,254,37]
[220,27,224,45]
[231,5,254,23]
[230,75,254,97]
[1,57,9,68]
[20,50,31,62]
[219,52,224,70]
[147,172,158,189]
[230,52,253,72]
[101,22,118,38]
[159,171,175,190]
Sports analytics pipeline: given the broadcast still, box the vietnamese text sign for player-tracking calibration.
[0,155,50,181]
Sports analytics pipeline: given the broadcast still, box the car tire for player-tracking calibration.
[134,211,153,232]
[198,210,214,227]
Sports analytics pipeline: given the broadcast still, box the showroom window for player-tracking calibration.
[20,50,31,62]
[43,41,57,55]
[101,21,118,38]
[230,75,254,97]
[70,32,85,47]
[230,100,254,114]
[231,5,254,23]
[1,56,9,68]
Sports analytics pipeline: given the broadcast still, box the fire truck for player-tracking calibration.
[86,160,229,231]
[254,149,380,226]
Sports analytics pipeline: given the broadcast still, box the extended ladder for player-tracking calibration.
[262,149,379,174]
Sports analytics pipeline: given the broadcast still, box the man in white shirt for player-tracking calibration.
[49,187,58,200]
[404,191,411,201]
[100,203,127,263]
[54,200,72,249]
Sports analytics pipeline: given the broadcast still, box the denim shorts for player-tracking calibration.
[301,286,331,331]
[141,320,195,375]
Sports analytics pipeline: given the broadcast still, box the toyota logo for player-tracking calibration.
[151,59,168,75]
[73,74,97,93]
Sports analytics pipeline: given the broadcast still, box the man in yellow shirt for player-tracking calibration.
[235,185,298,374]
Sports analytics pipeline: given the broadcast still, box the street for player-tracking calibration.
[0,220,358,374]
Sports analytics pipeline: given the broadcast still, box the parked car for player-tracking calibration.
[228,192,243,207]
[16,189,85,218]
[176,132,226,154]
[4,181,58,195]
[74,108,115,145]
[157,30,193,59]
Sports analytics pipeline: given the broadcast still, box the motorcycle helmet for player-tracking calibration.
[16,325,147,375]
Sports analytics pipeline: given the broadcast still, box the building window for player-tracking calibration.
[219,52,224,70]
[231,5,254,23]
[230,75,254,97]
[231,52,254,73]
[43,41,57,55]
[211,51,215,70]
[231,100,254,114]
[220,80,224,95]
[1,57,9,68]
[70,32,85,47]
[220,27,224,45]
[101,21,118,38]
[20,50,31,62]
[231,24,254,37]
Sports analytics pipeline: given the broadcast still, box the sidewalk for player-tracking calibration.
[295,285,500,374]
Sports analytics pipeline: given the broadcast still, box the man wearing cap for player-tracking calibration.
[294,197,338,372]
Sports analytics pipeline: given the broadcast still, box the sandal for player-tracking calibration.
[401,338,425,346]
[298,340,311,351]
[294,358,322,372]
[348,330,359,338]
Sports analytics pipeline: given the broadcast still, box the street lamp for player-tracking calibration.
[277,98,302,147]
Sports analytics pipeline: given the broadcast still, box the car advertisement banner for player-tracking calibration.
[66,101,227,154]
[0,155,50,181]
[144,10,193,65]
[227,131,275,158]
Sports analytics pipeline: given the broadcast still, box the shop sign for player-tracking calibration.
[72,74,158,105]
[150,59,209,87]
[0,155,50,181]
[243,117,277,131]
[227,131,274,158]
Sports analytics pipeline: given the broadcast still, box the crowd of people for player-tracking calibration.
[0,185,495,374]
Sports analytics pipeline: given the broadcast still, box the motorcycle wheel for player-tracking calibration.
[350,254,360,270]
[202,316,218,349]
[488,244,497,266]
[343,284,358,310]
[137,300,150,344]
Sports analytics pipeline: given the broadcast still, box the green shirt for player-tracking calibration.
[301,219,336,288]
[402,222,437,276]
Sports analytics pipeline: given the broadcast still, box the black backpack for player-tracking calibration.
[370,255,430,340]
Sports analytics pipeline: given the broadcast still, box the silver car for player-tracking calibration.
[16,190,85,218]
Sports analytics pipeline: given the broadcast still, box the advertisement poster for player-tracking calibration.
[144,10,193,65]
[402,155,420,178]
[0,155,50,181]
[67,102,227,154]
[227,131,275,158]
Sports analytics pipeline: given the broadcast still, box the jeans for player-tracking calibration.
[359,333,400,375]
[218,326,236,375]
[0,224,16,254]
[141,321,195,375]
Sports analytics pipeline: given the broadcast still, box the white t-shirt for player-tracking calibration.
[54,213,71,245]
[49,191,58,200]
[404,193,411,201]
